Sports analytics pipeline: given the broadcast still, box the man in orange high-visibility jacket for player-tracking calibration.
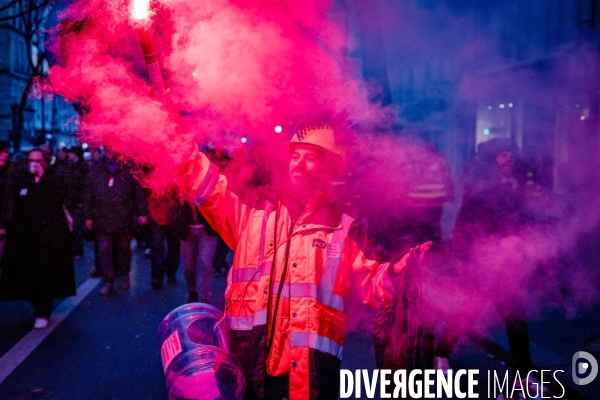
[181,124,431,400]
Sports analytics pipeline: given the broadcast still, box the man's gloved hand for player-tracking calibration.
[393,241,433,274]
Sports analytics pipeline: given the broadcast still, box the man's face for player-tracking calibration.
[496,151,515,177]
[288,145,328,190]
[27,150,47,176]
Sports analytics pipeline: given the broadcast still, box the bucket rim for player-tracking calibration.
[158,302,224,329]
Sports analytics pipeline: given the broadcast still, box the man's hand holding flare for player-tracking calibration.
[394,241,433,274]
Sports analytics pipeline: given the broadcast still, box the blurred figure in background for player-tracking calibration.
[452,138,540,399]
[402,142,454,247]
[66,147,89,258]
[179,202,217,303]
[454,138,527,249]
[399,141,455,372]
[367,139,455,373]
[0,148,75,329]
[10,152,27,175]
[84,146,104,277]
[85,151,149,295]
[54,146,69,174]
[88,146,104,166]
[148,189,182,289]
[0,141,14,261]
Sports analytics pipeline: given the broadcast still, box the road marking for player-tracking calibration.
[0,277,101,384]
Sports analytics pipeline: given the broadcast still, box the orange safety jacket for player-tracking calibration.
[185,149,402,400]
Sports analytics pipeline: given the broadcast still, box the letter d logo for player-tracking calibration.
[572,351,598,386]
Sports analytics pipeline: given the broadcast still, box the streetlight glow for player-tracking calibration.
[275,125,282,133]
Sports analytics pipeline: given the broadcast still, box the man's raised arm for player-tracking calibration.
[180,146,254,251]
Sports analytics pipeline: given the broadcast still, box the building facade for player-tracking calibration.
[347,0,600,195]
[0,1,79,150]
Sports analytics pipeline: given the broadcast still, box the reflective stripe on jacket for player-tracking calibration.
[185,149,400,400]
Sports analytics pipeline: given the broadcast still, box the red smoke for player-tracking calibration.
[49,0,383,193]
[49,0,599,362]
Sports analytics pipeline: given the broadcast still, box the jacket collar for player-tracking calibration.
[293,191,342,230]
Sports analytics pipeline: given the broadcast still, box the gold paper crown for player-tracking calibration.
[287,123,341,156]
[295,123,332,141]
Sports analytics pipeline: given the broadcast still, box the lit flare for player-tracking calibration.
[133,0,150,20]
[132,0,165,94]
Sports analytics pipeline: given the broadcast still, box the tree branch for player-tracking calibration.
[0,0,49,23]
[0,0,18,13]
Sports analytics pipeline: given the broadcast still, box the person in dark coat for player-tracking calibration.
[0,141,15,260]
[66,147,89,257]
[450,138,540,399]
[85,151,149,295]
[0,148,75,329]
[148,190,181,289]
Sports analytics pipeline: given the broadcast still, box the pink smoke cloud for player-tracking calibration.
[48,0,600,362]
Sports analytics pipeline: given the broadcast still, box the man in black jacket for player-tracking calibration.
[452,138,540,399]
[85,152,149,295]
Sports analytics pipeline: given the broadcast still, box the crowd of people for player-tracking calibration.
[0,141,233,329]
[0,131,563,399]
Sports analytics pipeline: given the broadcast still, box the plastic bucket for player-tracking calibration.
[157,303,245,400]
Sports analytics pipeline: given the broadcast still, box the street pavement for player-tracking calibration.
[0,241,598,399]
